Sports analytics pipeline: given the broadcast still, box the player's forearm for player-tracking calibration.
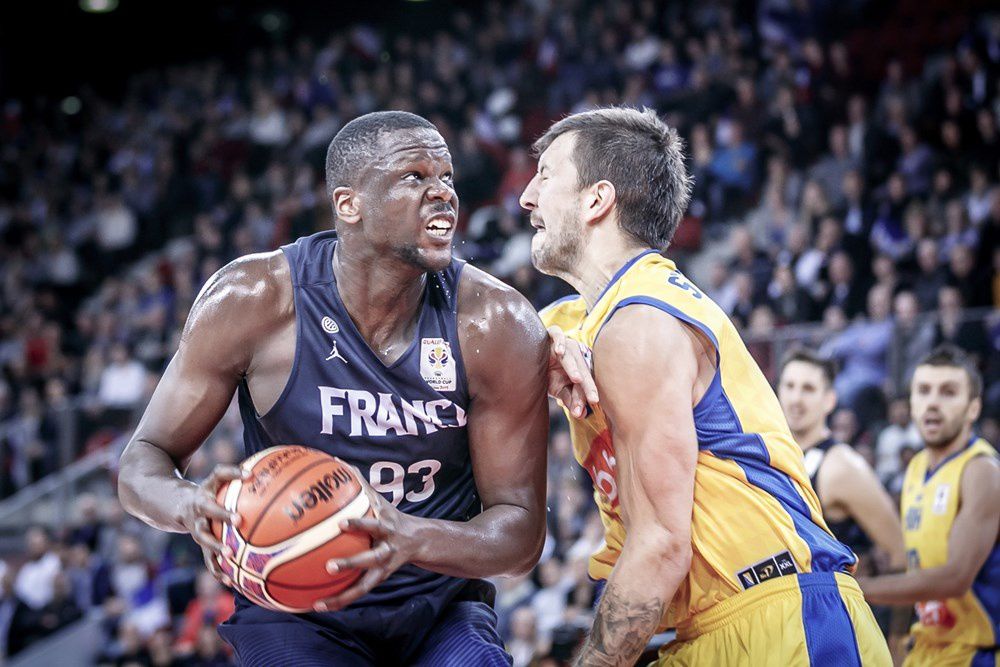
[859,565,968,605]
[407,503,543,578]
[574,539,688,667]
[118,438,200,533]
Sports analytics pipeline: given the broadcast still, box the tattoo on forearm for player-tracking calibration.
[575,584,665,667]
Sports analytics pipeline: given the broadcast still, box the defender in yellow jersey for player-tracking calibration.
[523,107,890,666]
[859,347,1000,667]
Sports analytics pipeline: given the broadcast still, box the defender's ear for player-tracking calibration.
[580,180,617,226]
[333,186,361,224]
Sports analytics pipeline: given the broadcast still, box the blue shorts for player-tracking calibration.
[218,581,511,666]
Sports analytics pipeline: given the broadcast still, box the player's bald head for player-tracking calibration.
[325,111,439,197]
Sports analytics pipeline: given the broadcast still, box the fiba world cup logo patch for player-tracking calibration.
[420,337,456,392]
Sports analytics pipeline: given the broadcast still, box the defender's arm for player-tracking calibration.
[574,305,699,667]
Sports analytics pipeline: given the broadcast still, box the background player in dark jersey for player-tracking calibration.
[776,348,909,660]
[777,349,905,568]
[117,111,556,665]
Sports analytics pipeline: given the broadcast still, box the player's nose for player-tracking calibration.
[519,176,538,211]
[426,179,454,203]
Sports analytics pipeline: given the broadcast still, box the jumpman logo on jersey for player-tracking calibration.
[325,340,348,364]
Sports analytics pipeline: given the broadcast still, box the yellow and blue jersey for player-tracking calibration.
[901,437,999,653]
[540,249,857,631]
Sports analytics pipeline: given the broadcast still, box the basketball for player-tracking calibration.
[210,446,373,613]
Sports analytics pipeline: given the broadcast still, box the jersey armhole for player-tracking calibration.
[251,247,302,420]
[595,295,722,417]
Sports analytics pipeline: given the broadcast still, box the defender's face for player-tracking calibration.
[519,132,584,276]
[358,128,458,271]
[910,365,979,449]
[778,361,836,437]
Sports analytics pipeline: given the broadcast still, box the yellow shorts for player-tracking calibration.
[655,572,891,666]
[903,636,999,667]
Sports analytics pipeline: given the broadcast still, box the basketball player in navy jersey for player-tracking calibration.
[777,349,905,568]
[118,111,574,665]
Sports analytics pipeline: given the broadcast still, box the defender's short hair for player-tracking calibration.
[531,106,693,251]
[325,111,438,196]
[914,344,982,399]
[779,348,837,387]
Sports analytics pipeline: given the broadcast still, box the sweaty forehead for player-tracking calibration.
[375,129,451,167]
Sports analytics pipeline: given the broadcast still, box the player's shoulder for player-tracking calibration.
[962,448,1000,481]
[456,264,547,358]
[457,263,540,328]
[183,250,293,341]
[613,253,720,325]
[825,442,866,466]
[539,294,586,329]
[821,443,876,484]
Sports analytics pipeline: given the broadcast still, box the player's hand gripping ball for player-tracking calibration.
[209,446,373,612]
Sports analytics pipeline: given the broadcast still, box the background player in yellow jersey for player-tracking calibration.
[859,346,1000,667]
[522,106,891,666]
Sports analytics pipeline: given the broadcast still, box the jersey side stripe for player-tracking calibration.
[599,294,856,575]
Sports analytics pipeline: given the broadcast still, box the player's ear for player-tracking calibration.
[581,180,616,225]
[967,396,982,423]
[824,387,838,415]
[333,186,361,225]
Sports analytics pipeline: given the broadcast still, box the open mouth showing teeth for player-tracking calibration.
[426,218,453,237]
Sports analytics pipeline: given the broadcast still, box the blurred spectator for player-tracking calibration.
[819,250,865,320]
[933,287,989,368]
[888,290,934,393]
[809,125,858,208]
[96,342,147,414]
[32,572,83,639]
[912,239,948,311]
[531,557,575,643]
[508,606,541,667]
[176,572,235,654]
[875,397,922,484]
[14,527,61,611]
[821,284,893,415]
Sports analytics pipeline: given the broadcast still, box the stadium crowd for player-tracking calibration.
[0,0,999,663]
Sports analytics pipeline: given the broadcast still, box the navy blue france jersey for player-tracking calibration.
[236,230,480,608]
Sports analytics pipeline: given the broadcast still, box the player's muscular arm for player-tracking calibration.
[822,447,906,569]
[859,456,1000,604]
[574,306,698,667]
[118,252,290,534]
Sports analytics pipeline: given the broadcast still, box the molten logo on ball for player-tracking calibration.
[283,468,356,523]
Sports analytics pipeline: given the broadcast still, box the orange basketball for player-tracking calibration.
[209,445,372,613]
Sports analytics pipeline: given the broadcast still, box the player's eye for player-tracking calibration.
[403,172,421,181]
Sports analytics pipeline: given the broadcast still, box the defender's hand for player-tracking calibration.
[315,473,420,612]
[180,464,250,588]
[546,326,599,417]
